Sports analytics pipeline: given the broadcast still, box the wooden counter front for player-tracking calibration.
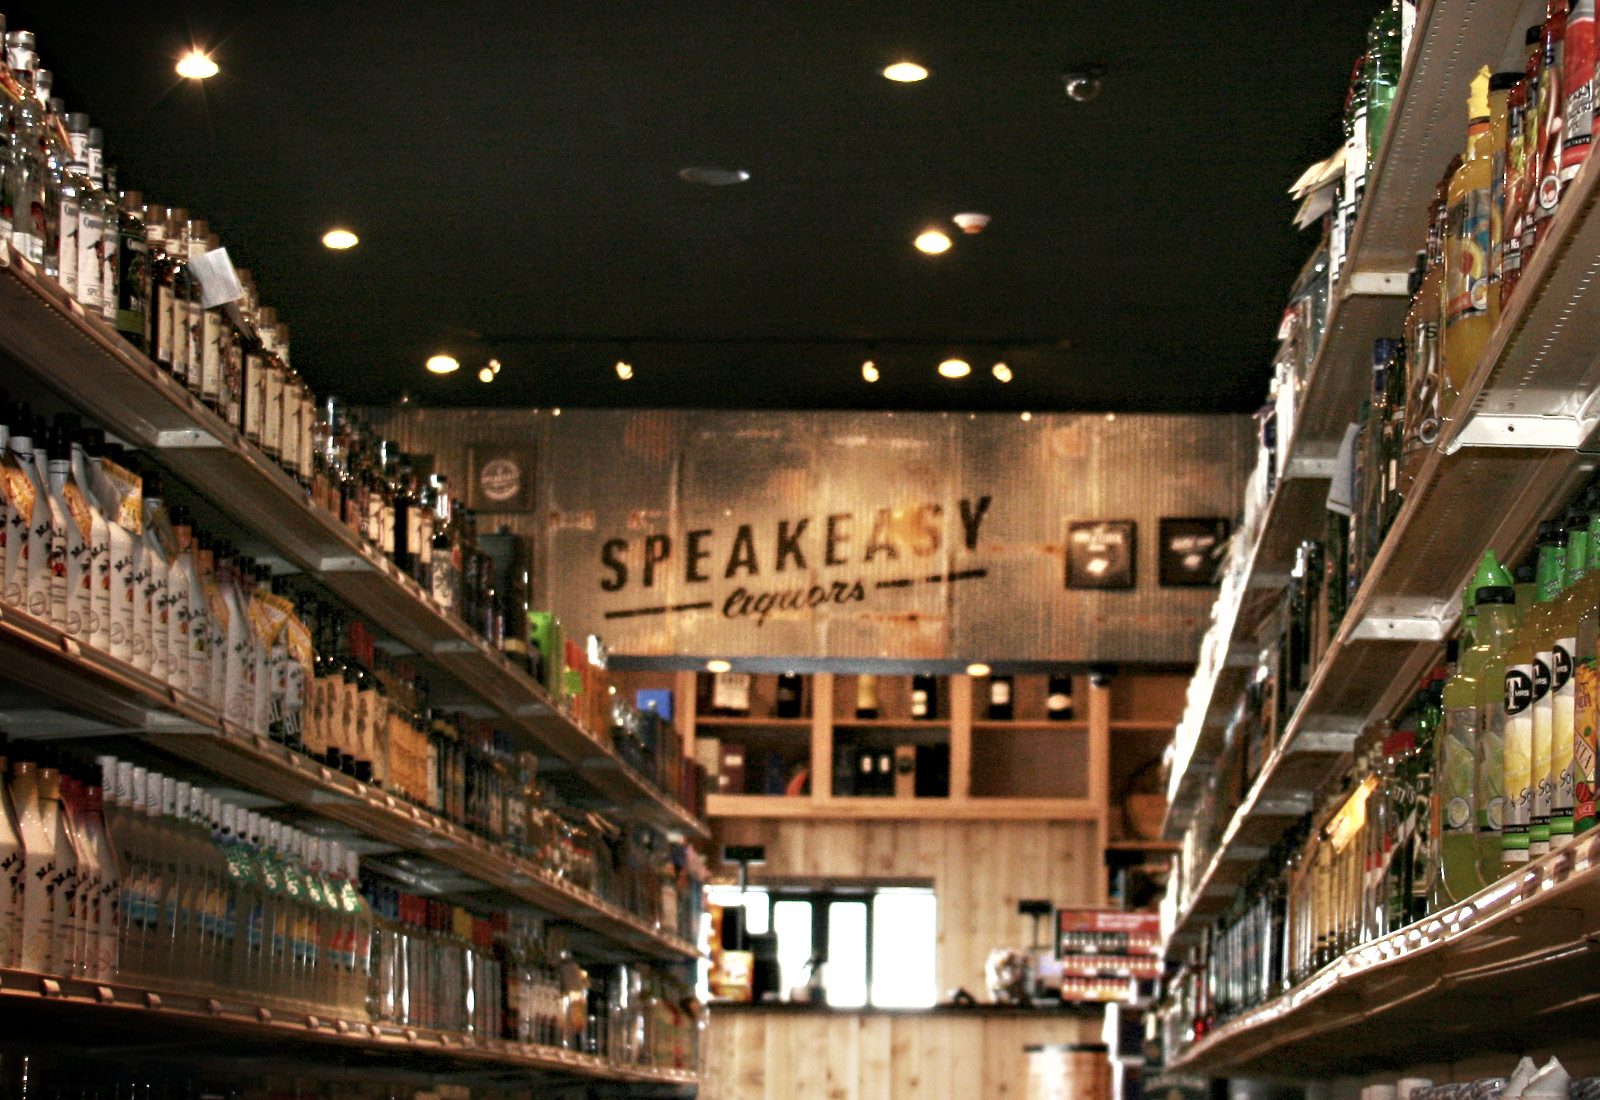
[701,1003,1105,1100]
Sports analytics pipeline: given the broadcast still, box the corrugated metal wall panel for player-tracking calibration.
[365,408,1251,664]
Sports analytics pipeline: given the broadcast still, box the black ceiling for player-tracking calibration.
[19,1,1377,413]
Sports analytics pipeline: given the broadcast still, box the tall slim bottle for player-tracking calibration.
[1546,510,1589,848]
[26,418,69,630]
[1503,528,1564,870]
[1442,69,1496,402]
[0,738,22,966]
[1530,523,1568,858]
[10,757,53,972]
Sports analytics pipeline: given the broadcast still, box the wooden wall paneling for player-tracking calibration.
[889,1015,920,1100]
[825,1013,863,1100]
[812,672,834,802]
[1087,679,1112,904]
[858,1013,893,1100]
[919,1015,957,1100]
[675,669,697,756]
[949,675,973,800]
[736,1013,768,1100]
[764,1009,798,1100]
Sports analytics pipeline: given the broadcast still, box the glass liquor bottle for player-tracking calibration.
[776,673,804,718]
[55,111,88,303]
[1048,675,1075,719]
[988,674,1015,720]
[909,674,937,719]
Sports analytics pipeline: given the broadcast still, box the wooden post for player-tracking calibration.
[949,674,973,801]
[1088,677,1112,904]
[675,670,698,758]
[811,672,834,803]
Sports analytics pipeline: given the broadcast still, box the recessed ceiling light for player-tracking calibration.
[992,362,1013,382]
[553,408,562,416]
[616,360,633,379]
[938,358,971,379]
[175,50,219,80]
[862,360,879,382]
[883,61,928,82]
[426,354,459,374]
[965,662,991,677]
[953,212,990,234]
[1020,411,1033,421]
[678,167,751,185]
[706,659,732,673]
[478,366,494,383]
[915,229,951,255]
[321,228,358,249]
[488,357,502,375]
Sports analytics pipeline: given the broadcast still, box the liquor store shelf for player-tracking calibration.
[0,967,697,1085]
[705,793,1100,821]
[0,599,701,963]
[1162,97,1600,947]
[1162,0,1572,839]
[0,244,704,843]
[1168,829,1600,1078]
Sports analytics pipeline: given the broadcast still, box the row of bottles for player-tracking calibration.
[363,885,698,1064]
[1177,473,1600,1032]
[0,25,568,702]
[0,745,696,1066]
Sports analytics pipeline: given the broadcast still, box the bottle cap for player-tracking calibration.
[1476,585,1515,605]
[1467,66,1490,120]
[1490,71,1522,92]
[1538,520,1567,546]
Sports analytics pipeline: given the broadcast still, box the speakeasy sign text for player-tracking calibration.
[597,496,993,594]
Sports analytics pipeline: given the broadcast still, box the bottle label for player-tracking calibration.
[1445,187,1493,325]
[1552,636,1579,840]
[1504,663,1535,857]
[76,209,104,309]
[1576,655,1600,832]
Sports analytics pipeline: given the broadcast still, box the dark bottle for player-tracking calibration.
[1047,675,1075,720]
[147,205,186,374]
[987,674,1014,720]
[500,535,532,674]
[910,674,938,720]
[775,673,803,718]
[855,674,879,719]
[114,188,149,349]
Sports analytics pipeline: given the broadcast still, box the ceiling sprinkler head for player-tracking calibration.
[1063,64,1106,102]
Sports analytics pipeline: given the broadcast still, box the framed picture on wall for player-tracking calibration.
[1158,517,1231,587]
[468,445,537,511]
[1065,520,1137,589]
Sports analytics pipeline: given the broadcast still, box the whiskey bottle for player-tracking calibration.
[855,674,879,719]
[1047,675,1075,720]
[987,675,1014,720]
[910,674,937,720]
[776,672,803,718]
[56,111,87,302]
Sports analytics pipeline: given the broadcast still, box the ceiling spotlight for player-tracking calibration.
[965,662,991,677]
[321,228,358,250]
[478,366,494,383]
[915,229,952,255]
[992,362,1013,382]
[1021,411,1033,421]
[426,354,459,374]
[176,50,219,80]
[938,358,971,379]
[1063,64,1106,102]
[553,408,562,416]
[883,61,929,82]
[679,167,751,185]
[706,659,732,673]
[488,357,502,375]
[616,360,634,379]
[862,360,880,382]
[953,212,990,234]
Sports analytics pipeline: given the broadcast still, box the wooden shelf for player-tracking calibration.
[695,716,812,728]
[0,599,700,963]
[1170,829,1600,1077]
[831,718,952,729]
[1161,0,1540,841]
[0,242,704,843]
[1163,135,1600,948]
[1104,839,1180,852]
[706,793,1101,821]
[971,720,1090,732]
[0,965,697,1084]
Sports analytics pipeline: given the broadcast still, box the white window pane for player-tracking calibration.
[703,886,770,936]
[826,901,869,1007]
[870,890,938,1007]
[773,900,814,998]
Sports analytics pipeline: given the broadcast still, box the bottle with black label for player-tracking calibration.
[855,674,880,720]
[910,675,938,720]
[987,674,1014,721]
[775,673,803,718]
[711,671,751,716]
[1047,675,1075,720]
